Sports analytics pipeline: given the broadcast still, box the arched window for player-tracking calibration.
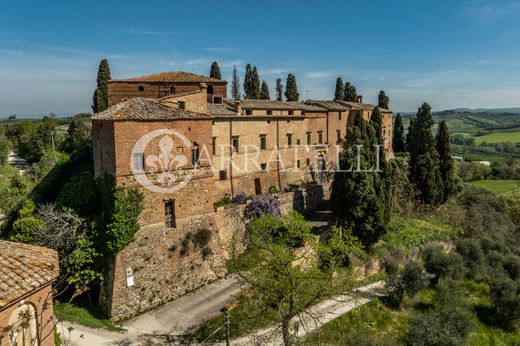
[8,303,38,346]
[138,85,145,92]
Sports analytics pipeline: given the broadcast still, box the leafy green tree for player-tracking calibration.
[260,81,270,100]
[408,103,444,205]
[231,65,240,99]
[392,113,406,153]
[284,73,299,101]
[61,113,92,155]
[228,212,352,346]
[436,120,458,201]
[378,90,389,109]
[343,82,358,102]
[252,66,261,99]
[331,112,391,248]
[334,77,344,100]
[92,59,111,113]
[8,199,44,243]
[210,61,221,79]
[276,78,284,101]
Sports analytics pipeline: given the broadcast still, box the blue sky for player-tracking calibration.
[1,0,520,116]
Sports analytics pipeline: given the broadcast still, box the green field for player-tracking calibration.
[474,132,520,144]
[467,180,520,194]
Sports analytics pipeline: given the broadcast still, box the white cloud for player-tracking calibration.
[461,0,520,21]
[304,71,335,79]
[125,29,182,36]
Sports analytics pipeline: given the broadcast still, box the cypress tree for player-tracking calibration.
[371,107,383,140]
[405,117,415,151]
[408,103,444,205]
[284,73,299,101]
[244,64,253,99]
[260,81,270,100]
[331,111,391,248]
[210,61,221,79]
[92,59,111,113]
[378,90,390,109]
[231,65,240,99]
[252,66,261,99]
[392,113,406,153]
[275,78,284,101]
[334,77,344,100]
[343,82,358,102]
[436,120,458,201]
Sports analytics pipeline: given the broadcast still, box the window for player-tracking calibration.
[232,136,239,153]
[212,137,216,155]
[287,133,292,146]
[296,139,301,145]
[267,110,273,115]
[318,131,323,144]
[260,163,267,172]
[288,110,294,115]
[207,85,214,94]
[245,109,252,115]
[178,101,186,110]
[138,85,144,92]
[306,132,311,145]
[337,130,341,142]
[287,120,290,123]
[133,153,144,171]
[165,200,175,228]
[169,86,176,94]
[191,143,200,166]
[297,160,301,168]
[260,134,267,150]
[219,169,227,180]
[306,158,310,166]
[339,112,342,120]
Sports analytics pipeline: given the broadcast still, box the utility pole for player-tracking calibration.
[220,303,233,346]
[50,131,56,162]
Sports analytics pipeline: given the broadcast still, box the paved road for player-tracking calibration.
[123,277,240,335]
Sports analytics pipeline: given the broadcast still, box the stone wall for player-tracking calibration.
[103,183,329,321]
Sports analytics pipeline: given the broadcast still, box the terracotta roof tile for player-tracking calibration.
[207,103,237,116]
[0,240,59,308]
[111,71,226,83]
[91,98,211,121]
[236,99,301,110]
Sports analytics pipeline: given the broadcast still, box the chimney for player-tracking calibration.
[356,95,363,103]
[234,100,242,114]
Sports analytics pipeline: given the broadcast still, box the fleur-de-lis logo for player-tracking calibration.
[131,129,192,193]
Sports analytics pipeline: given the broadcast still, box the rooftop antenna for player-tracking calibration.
[306,89,310,99]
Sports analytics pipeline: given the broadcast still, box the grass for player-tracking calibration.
[475,131,520,144]
[303,280,520,345]
[467,180,520,194]
[54,302,124,332]
[373,214,458,256]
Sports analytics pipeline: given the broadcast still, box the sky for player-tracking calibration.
[1,0,520,116]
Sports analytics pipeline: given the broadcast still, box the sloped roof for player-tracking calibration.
[336,100,391,113]
[207,102,237,116]
[0,240,59,308]
[286,101,328,112]
[304,100,351,111]
[235,99,301,110]
[91,98,211,121]
[110,71,226,83]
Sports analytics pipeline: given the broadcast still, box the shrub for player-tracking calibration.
[243,194,280,221]
[401,262,429,298]
[422,246,465,285]
[490,277,520,330]
[268,185,279,194]
[193,228,212,248]
[231,192,247,205]
[382,256,399,276]
[503,254,520,280]
[214,195,231,209]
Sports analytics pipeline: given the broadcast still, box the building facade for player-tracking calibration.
[0,241,59,346]
[92,71,393,319]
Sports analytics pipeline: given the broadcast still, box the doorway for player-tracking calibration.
[254,178,262,195]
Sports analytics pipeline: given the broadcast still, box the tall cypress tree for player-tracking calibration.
[331,111,391,248]
[231,65,240,99]
[210,61,221,79]
[92,59,111,113]
[371,107,383,139]
[252,66,261,99]
[275,78,284,101]
[378,90,389,109]
[244,64,253,99]
[343,82,358,102]
[405,117,415,151]
[284,74,299,101]
[408,103,444,205]
[260,81,270,100]
[334,77,344,100]
[392,113,405,153]
[436,120,458,201]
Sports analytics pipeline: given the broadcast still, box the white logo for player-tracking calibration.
[131,129,193,193]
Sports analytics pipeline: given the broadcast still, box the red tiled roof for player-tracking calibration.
[111,71,226,83]
[0,240,59,308]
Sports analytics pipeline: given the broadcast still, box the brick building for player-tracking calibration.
[92,71,393,319]
[0,241,59,346]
